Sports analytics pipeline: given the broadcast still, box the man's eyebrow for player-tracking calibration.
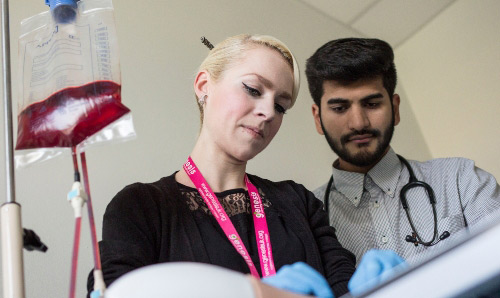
[326,98,349,105]
[326,93,384,105]
[360,93,384,102]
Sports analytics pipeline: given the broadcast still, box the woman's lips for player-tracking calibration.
[243,126,264,138]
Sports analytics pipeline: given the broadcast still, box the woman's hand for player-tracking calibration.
[262,262,334,298]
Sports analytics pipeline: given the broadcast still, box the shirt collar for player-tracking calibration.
[367,148,402,198]
[331,148,402,206]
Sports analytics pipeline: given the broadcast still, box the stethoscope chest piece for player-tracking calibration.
[324,155,450,247]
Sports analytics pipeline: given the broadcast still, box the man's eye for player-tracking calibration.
[365,102,380,108]
[330,106,347,113]
[243,83,261,97]
[274,103,287,115]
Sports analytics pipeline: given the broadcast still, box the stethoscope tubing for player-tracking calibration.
[323,155,440,247]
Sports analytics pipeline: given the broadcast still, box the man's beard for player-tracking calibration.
[320,114,395,168]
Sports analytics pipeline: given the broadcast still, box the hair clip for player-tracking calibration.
[200,36,214,50]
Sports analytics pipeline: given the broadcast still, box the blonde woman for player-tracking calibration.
[88,34,356,297]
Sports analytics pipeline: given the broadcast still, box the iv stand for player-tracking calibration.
[1,0,26,296]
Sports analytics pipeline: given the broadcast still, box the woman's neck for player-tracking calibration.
[176,137,247,192]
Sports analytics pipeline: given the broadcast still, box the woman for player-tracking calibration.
[87,34,356,297]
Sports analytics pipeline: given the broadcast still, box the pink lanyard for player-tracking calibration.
[183,157,276,278]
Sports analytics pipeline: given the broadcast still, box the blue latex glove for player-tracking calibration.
[348,249,407,296]
[262,262,334,298]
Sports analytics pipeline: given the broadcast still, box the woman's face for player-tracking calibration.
[201,45,294,162]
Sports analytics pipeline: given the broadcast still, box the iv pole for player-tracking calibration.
[1,0,26,296]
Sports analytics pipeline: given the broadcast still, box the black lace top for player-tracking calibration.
[178,183,306,276]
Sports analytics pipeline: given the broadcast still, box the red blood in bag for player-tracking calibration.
[15,80,130,149]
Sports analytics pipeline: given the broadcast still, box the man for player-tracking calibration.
[305,38,500,264]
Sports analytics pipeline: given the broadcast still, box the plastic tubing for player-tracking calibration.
[71,147,80,182]
[80,152,100,270]
[69,150,84,298]
[69,217,81,298]
[80,152,106,294]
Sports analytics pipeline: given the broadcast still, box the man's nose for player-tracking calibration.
[348,105,369,131]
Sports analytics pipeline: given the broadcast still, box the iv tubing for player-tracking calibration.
[71,146,80,181]
[81,151,106,294]
[68,147,83,298]
[80,152,101,270]
[69,217,82,298]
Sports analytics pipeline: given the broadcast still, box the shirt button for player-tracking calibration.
[373,201,380,208]
[381,236,388,244]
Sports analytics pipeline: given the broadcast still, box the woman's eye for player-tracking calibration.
[274,103,287,115]
[243,83,261,97]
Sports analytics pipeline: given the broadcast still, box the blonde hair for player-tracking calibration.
[196,34,300,122]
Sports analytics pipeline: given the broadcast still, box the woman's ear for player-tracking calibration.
[194,70,210,99]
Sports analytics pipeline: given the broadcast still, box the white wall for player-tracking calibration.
[395,0,500,179]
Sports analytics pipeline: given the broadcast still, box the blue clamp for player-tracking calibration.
[45,0,79,24]
[90,289,102,298]
[45,0,78,8]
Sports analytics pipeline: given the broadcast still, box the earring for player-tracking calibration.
[199,94,207,105]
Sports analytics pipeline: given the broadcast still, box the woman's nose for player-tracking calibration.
[255,99,276,121]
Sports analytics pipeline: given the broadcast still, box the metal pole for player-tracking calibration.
[1,0,26,296]
[1,0,14,203]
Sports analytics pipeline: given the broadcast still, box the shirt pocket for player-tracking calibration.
[437,213,467,236]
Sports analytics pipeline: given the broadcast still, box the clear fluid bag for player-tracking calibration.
[15,0,135,167]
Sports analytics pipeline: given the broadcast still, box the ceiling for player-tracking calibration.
[297,0,456,48]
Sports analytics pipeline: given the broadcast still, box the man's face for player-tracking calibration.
[312,77,400,172]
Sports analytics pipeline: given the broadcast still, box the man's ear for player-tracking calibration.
[392,94,401,126]
[312,104,325,135]
[194,70,209,100]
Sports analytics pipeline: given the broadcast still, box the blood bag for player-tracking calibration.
[15,0,134,167]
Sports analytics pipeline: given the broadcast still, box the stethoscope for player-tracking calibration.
[323,154,454,247]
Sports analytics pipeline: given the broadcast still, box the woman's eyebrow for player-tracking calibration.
[245,73,292,100]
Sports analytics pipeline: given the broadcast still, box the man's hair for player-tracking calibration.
[305,38,397,106]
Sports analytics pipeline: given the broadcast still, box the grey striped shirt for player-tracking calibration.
[314,148,500,265]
